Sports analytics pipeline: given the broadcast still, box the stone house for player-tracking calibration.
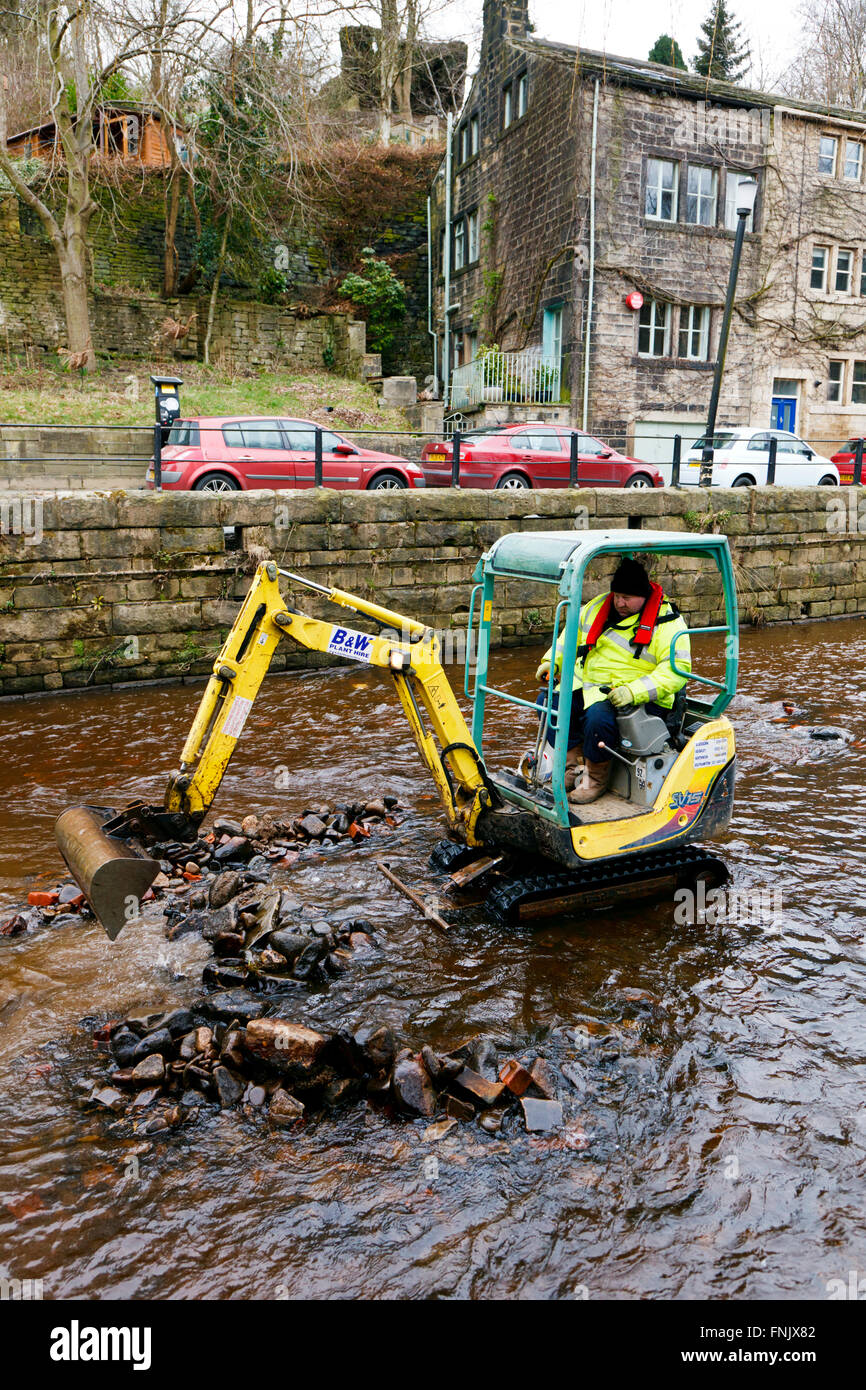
[431,0,866,459]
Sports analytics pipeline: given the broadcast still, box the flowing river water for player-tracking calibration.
[0,619,864,1300]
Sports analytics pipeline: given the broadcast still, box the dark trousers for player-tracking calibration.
[538,689,670,762]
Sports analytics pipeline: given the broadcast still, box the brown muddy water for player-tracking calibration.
[0,620,864,1300]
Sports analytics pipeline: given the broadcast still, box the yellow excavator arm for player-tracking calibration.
[167,560,493,842]
[56,559,495,937]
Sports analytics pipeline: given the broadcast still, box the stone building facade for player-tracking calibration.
[432,0,866,459]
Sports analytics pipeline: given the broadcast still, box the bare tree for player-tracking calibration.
[0,0,206,368]
[783,0,866,107]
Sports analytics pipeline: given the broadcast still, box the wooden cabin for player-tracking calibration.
[6,104,186,168]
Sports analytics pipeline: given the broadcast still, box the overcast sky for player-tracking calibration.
[426,0,803,95]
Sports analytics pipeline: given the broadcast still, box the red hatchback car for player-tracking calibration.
[420,424,663,489]
[830,438,864,485]
[145,416,425,492]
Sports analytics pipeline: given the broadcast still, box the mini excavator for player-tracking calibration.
[55,529,738,935]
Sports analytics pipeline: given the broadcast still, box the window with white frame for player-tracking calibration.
[458,124,468,164]
[453,218,465,271]
[836,248,854,293]
[645,158,678,221]
[861,257,866,296]
[469,113,479,156]
[853,361,866,403]
[845,140,863,179]
[637,299,671,356]
[678,305,710,360]
[827,360,844,402]
[516,72,528,117]
[502,84,512,130]
[686,165,717,226]
[818,135,838,174]
[467,208,480,263]
[811,245,829,291]
[724,171,757,231]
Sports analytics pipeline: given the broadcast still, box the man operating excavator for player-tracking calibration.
[536,558,691,805]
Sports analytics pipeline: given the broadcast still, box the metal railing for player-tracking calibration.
[448,348,562,410]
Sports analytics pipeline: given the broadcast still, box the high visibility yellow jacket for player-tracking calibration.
[542,591,691,709]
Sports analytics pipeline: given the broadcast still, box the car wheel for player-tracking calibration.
[192,473,240,493]
[367,471,408,490]
[819,474,838,485]
[732,475,755,487]
[495,472,532,490]
[625,472,654,488]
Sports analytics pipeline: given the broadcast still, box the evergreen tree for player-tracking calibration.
[648,35,687,69]
[693,1,751,82]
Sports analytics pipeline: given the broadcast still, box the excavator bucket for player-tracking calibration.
[54,806,160,941]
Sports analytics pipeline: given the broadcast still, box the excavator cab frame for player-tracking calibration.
[466,529,738,835]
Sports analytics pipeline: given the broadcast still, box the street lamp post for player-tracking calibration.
[700,176,758,487]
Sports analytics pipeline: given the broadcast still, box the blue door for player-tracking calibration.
[771,396,796,431]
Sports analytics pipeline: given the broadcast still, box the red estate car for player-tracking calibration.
[420,424,663,489]
[830,439,864,484]
[146,416,425,492]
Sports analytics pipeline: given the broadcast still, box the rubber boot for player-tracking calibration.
[568,758,611,805]
[564,750,583,793]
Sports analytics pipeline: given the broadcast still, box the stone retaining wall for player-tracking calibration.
[0,486,864,696]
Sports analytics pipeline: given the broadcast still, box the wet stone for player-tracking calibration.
[391,1053,437,1117]
[445,1095,475,1122]
[90,1087,125,1112]
[131,1054,165,1085]
[521,1098,563,1132]
[197,990,264,1024]
[268,930,310,965]
[499,1058,532,1096]
[203,961,248,990]
[214,836,253,863]
[245,1084,267,1108]
[452,1067,505,1108]
[291,937,329,980]
[209,871,244,909]
[298,814,327,839]
[214,1066,244,1108]
[213,818,244,838]
[131,1029,174,1063]
[244,1018,330,1076]
[110,1029,140,1067]
[131,1087,161,1111]
[269,1089,305,1125]
[529,1058,559,1100]
[479,1111,503,1134]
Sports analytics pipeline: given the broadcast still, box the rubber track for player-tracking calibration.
[429,839,481,873]
[486,846,728,923]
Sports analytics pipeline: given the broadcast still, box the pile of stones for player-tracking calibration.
[85,1011,566,1136]
[0,796,405,940]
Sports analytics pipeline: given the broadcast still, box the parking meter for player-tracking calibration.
[150,374,183,492]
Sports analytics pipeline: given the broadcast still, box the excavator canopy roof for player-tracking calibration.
[476,528,732,594]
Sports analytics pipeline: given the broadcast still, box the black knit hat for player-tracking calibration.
[610,558,652,598]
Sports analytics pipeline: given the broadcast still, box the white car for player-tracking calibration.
[682,428,840,487]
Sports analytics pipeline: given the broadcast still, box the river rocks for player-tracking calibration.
[214,1065,245,1108]
[499,1059,532,1096]
[520,1098,563,1132]
[209,871,244,909]
[452,1067,505,1108]
[244,1018,330,1079]
[269,1089,304,1125]
[131,1054,165,1085]
[131,1028,174,1062]
[391,1052,437,1117]
[198,990,265,1024]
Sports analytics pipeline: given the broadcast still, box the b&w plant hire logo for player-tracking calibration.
[49,1320,152,1371]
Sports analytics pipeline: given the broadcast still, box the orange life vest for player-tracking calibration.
[582,582,666,657]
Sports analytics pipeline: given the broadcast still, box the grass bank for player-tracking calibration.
[0,358,408,433]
